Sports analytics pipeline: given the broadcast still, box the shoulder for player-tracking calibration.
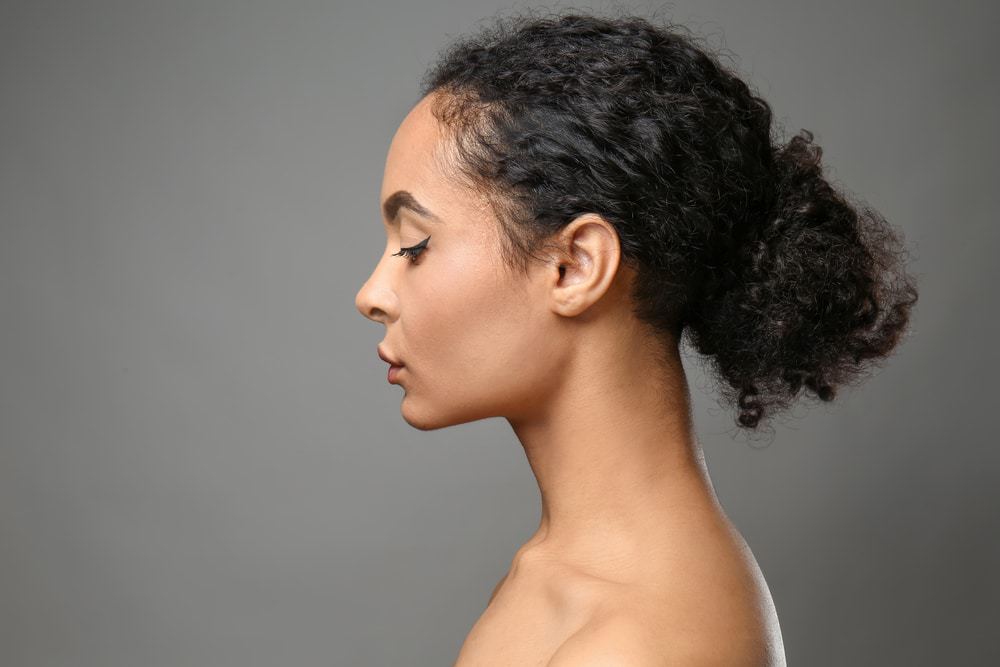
[546,611,785,667]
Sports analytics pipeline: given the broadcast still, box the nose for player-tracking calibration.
[355,252,399,324]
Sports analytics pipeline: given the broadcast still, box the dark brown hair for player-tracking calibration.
[418,9,919,434]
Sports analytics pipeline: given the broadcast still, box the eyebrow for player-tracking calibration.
[381,190,443,226]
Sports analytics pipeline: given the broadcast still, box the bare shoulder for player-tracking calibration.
[545,539,787,667]
[546,609,785,667]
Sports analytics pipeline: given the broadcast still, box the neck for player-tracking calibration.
[506,332,723,579]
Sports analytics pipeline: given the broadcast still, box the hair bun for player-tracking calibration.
[684,127,919,434]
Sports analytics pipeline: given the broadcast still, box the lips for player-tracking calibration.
[377,346,404,367]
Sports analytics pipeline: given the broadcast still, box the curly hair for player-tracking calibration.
[417,9,919,433]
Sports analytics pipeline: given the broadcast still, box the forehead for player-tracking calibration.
[381,96,448,200]
[380,95,491,225]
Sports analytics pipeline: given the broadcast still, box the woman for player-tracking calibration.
[355,10,918,666]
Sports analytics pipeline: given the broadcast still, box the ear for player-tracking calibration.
[546,214,622,317]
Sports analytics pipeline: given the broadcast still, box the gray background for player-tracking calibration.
[1,0,996,665]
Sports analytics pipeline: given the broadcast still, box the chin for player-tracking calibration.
[399,398,451,431]
[399,395,499,431]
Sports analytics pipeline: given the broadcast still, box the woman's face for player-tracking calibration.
[355,95,568,429]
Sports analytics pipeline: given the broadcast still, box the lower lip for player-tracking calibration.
[388,365,404,383]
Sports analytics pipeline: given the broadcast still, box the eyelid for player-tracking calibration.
[391,234,431,260]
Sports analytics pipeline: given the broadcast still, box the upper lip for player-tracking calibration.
[377,346,404,367]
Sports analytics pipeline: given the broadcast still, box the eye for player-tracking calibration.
[392,235,430,263]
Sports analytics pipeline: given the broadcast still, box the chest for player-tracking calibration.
[452,581,594,666]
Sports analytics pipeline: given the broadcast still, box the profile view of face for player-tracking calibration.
[355,94,569,430]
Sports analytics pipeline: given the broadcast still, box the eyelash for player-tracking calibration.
[392,235,431,263]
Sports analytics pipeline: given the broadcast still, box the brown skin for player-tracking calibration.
[355,93,786,665]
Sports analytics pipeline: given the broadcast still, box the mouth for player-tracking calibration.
[377,346,404,368]
[387,364,403,384]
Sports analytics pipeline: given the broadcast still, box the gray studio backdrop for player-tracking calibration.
[1,1,996,665]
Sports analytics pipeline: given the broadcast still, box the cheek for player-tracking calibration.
[407,251,501,367]
[406,251,561,404]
